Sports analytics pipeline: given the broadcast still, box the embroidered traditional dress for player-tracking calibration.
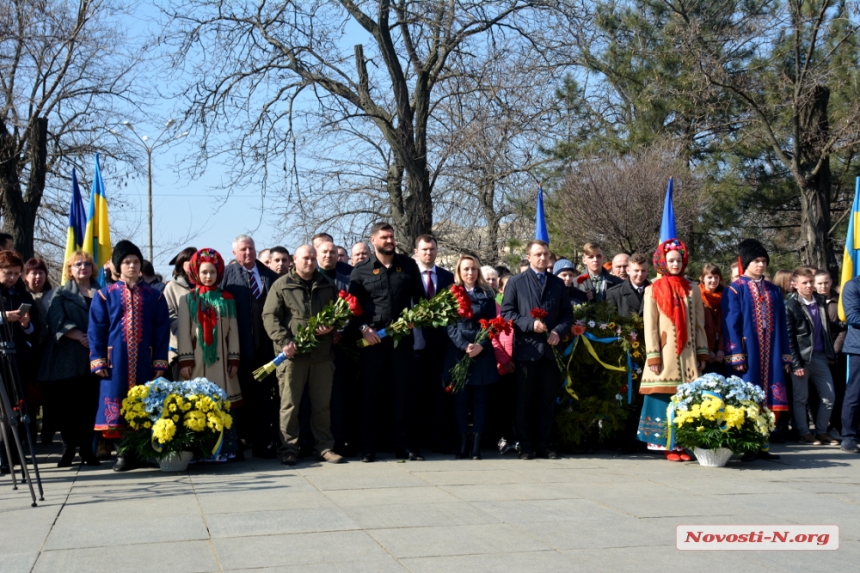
[637,240,709,449]
[89,281,170,432]
[177,249,242,402]
[721,276,792,411]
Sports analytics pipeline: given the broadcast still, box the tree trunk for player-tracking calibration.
[1,117,48,261]
[796,85,838,278]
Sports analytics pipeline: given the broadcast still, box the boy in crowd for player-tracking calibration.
[785,267,839,445]
[606,252,650,317]
[576,243,622,303]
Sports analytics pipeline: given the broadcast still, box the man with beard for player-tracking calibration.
[349,222,425,462]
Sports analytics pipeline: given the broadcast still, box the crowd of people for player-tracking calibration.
[1,224,859,475]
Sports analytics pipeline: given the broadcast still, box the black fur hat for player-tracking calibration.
[111,240,144,271]
[738,239,769,272]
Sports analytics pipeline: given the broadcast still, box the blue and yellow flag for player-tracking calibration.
[838,177,860,321]
[62,169,87,284]
[82,153,112,284]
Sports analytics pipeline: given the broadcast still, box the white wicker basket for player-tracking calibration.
[158,451,194,472]
[693,447,733,467]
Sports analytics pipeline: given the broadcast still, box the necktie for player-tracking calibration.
[538,273,545,286]
[248,269,261,299]
[425,270,435,298]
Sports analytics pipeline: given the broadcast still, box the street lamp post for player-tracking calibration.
[117,119,187,262]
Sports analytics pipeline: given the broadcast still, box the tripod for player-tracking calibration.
[0,291,44,507]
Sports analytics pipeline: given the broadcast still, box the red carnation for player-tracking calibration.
[571,324,586,337]
[576,274,589,285]
[530,308,548,320]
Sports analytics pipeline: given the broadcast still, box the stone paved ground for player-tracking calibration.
[1,443,859,572]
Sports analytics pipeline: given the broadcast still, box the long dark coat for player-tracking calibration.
[39,280,96,382]
[443,287,500,387]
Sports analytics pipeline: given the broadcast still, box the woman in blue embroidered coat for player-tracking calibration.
[443,254,499,460]
[721,240,792,419]
[88,241,169,470]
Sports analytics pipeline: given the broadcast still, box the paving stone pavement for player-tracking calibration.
[2,443,859,572]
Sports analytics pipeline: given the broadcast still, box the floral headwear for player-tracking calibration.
[652,238,688,277]
[186,248,235,367]
[188,248,225,289]
[651,238,692,357]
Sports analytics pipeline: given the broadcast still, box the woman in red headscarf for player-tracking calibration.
[177,248,242,401]
[636,239,710,461]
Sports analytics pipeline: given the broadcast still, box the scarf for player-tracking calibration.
[651,239,692,356]
[186,248,235,366]
[699,282,722,311]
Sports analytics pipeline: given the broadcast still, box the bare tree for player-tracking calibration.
[0,0,143,260]
[164,1,550,249]
[554,142,707,257]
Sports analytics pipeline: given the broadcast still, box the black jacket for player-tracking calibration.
[221,261,279,365]
[417,265,455,352]
[349,253,424,329]
[606,279,651,318]
[574,269,623,303]
[501,270,574,362]
[786,293,836,370]
[0,284,42,382]
[38,280,96,381]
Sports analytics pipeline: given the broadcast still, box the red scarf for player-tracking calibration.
[699,282,722,311]
[652,239,691,356]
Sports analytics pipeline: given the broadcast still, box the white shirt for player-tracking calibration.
[414,264,439,351]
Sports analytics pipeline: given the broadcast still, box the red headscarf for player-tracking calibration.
[651,239,692,356]
[186,249,229,363]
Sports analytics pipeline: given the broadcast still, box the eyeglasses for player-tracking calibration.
[72,262,93,268]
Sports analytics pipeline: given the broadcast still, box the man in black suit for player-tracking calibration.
[221,234,280,458]
[412,234,455,452]
[349,222,426,462]
[606,252,651,317]
[501,239,574,459]
[576,242,623,302]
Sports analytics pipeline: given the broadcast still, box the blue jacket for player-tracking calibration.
[501,270,574,362]
[840,275,860,355]
[443,287,499,386]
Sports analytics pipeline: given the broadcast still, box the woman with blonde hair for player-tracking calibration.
[443,253,499,459]
[38,251,101,466]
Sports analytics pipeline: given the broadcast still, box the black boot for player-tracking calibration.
[456,433,469,459]
[471,433,482,460]
[57,445,75,468]
[79,445,102,467]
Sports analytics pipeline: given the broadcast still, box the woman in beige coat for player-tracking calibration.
[177,248,241,459]
[636,239,710,461]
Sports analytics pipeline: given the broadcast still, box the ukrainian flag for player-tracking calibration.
[83,153,112,285]
[62,169,88,284]
[838,177,860,321]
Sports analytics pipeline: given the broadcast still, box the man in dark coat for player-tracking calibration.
[606,252,651,317]
[221,234,280,458]
[349,222,425,462]
[412,234,455,452]
[501,239,574,460]
[576,242,623,303]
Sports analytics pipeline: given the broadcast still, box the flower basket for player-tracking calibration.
[666,373,776,458]
[120,378,233,461]
[158,450,194,472]
[693,447,733,467]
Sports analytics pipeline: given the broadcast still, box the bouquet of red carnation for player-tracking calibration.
[359,284,472,348]
[446,316,513,393]
[530,307,566,372]
[254,290,362,381]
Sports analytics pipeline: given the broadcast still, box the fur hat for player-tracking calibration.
[738,239,769,272]
[111,240,143,271]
